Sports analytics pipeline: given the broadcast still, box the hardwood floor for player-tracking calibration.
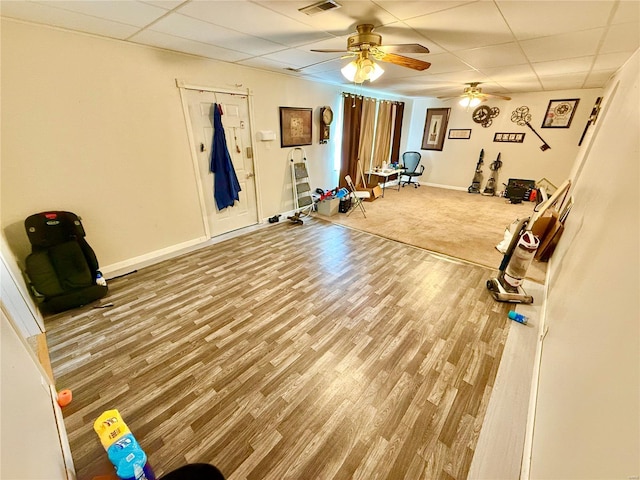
[45,218,512,480]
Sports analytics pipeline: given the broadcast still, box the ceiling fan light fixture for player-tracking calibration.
[459,96,481,108]
[341,60,358,82]
[341,57,384,83]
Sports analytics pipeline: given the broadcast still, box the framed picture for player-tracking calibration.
[448,128,472,140]
[494,132,526,143]
[279,107,312,147]
[421,108,450,151]
[542,98,580,128]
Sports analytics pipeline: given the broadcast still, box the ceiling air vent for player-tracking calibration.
[299,0,341,16]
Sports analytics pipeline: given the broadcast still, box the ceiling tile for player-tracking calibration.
[34,0,168,27]
[479,64,542,91]
[141,1,186,9]
[405,2,514,51]
[520,28,605,63]
[532,56,595,76]
[149,13,285,55]
[593,51,637,71]
[374,1,474,21]
[130,29,252,62]
[262,47,335,68]
[497,0,614,40]
[176,1,331,47]
[420,52,475,74]
[612,0,640,24]
[583,69,616,88]
[0,0,140,38]
[600,22,640,54]
[539,72,588,90]
[455,42,528,69]
[258,1,396,34]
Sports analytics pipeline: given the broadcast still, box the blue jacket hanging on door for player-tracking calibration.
[210,103,241,210]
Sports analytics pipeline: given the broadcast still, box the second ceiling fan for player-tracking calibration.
[439,82,512,107]
[311,24,431,83]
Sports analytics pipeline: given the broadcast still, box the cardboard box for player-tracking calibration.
[317,198,339,216]
[532,210,558,241]
[358,185,382,202]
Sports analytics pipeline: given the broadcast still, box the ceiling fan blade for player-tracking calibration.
[376,44,430,54]
[486,92,512,101]
[377,52,431,71]
[310,49,349,53]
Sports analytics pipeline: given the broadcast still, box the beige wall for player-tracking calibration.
[1,19,349,271]
[530,50,639,478]
[405,89,602,191]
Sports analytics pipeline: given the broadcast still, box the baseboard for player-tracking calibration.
[101,236,209,279]
[423,182,468,192]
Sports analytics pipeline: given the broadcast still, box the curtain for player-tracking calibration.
[339,94,363,188]
[356,97,377,187]
[390,102,404,164]
[372,101,393,168]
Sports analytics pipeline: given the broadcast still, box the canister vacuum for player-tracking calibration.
[487,179,571,303]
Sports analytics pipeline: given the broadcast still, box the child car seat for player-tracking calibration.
[24,211,108,313]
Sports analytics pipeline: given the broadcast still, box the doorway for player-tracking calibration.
[182,88,259,237]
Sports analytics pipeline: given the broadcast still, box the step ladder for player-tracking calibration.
[289,148,314,223]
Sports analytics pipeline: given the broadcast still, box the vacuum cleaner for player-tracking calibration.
[468,149,484,193]
[486,179,571,303]
[482,153,502,196]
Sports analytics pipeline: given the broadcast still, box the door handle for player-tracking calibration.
[246,172,255,178]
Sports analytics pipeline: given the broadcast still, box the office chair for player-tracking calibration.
[400,151,424,188]
[345,175,367,218]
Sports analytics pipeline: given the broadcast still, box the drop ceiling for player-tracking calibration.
[1,0,638,98]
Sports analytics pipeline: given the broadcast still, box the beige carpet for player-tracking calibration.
[316,184,547,284]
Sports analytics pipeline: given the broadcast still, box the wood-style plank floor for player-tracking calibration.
[45,218,512,480]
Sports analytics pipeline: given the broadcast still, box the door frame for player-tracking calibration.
[176,79,263,238]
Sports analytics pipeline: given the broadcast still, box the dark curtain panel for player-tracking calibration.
[339,94,363,188]
[390,102,405,164]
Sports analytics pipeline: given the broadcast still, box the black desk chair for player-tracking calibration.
[400,151,424,188]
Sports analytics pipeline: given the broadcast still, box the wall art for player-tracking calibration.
[448,129,472,139]
[421,108,450,151]
[279,107,312,147]
[542,98,580,128]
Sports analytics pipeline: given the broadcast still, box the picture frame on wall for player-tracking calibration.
[448,128,472,140]
[541,98,580,128]
[421,108,450,151]
[279,107,312,147]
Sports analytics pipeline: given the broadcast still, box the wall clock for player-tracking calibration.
[320,106,333,143]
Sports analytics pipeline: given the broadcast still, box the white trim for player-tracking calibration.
[175,79,249,96]
[100,236,208,279]
[1,235,44,336]
[519,259,552,479]
[177,85,212,239]
[246,91,264,223]
[423,182,467,192]
[49,385,76,479]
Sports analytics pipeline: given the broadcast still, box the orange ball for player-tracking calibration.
[57,389,72,407]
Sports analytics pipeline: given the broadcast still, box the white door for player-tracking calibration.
[185,90,258,237]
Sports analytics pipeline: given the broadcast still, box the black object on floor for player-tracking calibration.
[24,211,108,313]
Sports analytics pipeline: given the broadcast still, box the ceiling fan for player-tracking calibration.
[311,24,431,83]
[439,82,512,107]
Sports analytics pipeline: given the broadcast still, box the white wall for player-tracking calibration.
[406,90,602,191]
[0,19,346,272]
[529,50,639,478]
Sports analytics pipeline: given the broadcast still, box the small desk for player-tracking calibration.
[365,168,405,197]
